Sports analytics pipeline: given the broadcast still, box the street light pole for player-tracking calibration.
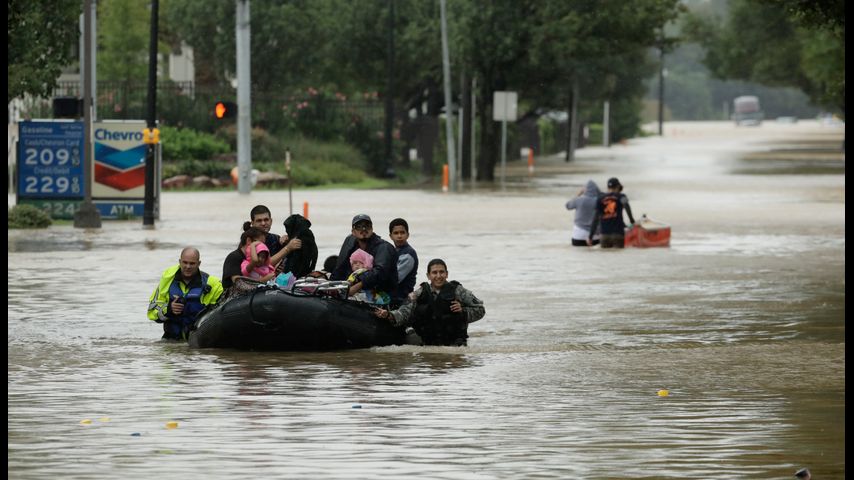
[383,0,395,177]
[143,0,159,227]
[658,45,664,136]
[439,0,456,191]
[73,0,101,229]
[236,0,252,194]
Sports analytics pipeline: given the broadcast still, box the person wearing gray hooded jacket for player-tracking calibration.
[565,179,601,246]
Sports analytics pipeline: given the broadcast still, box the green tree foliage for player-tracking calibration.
[161,1,234,86]
[453,0,682,177]
[162,0,683,178]
[8,0,80,102]
[164,0,443,109]
[454,1,547,179]
[324,1,442,99]
[649,41,822,121]
[160,0,685,178]
[684,0,844,113]
[97,0,150,83]
[163,0,329,91]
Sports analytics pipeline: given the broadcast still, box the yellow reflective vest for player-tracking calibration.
[147,265,223,323]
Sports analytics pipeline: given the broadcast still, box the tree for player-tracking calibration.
[684,0,844,114]
[162,0,234,86]
[8,0,81,102]
[98,0,150,83]
[164,0,329,92]
[528,2,683,146]
[454,0,539,180]
[157,0,688,180]
[455,0,682,177]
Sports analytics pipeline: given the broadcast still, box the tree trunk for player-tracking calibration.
[419,115,439,177]
[477,81,496,181]
[461,71,472,180]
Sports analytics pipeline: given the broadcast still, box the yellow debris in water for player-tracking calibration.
[658,389,670,397]
[80,419,92,425]
[165,421,179,429]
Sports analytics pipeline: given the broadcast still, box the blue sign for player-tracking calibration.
[17,121,84,199]
[94,201,147,219]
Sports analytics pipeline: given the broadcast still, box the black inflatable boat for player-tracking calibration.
[188,283,406,350]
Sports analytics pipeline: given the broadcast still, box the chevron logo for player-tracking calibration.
[94,143,147,191]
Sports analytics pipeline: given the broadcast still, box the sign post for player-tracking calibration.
[74,0,101,228]
[492,91,517,187]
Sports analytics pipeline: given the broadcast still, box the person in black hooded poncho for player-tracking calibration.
[282,214,318,278]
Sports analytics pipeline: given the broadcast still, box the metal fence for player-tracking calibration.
[21,81,386,138]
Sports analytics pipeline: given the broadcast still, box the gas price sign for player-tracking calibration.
[17,121,84,199]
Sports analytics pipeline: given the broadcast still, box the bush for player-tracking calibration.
[538,118,558,155]
[162,158,234,179]
[214,125,289,164]
[293,92,349,140]
[161,125,375,187]
[293,161,366,186]
[160,126,231,161]
[345,119,391,175]
[586,123,603,146]
[254,138,369,186]
[8,204,52,229]
[609,98,643,142]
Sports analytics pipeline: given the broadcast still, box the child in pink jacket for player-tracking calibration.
[348,249,390,304]
[241,241,276,281]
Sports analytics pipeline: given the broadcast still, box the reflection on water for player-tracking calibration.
[8,122,845,478]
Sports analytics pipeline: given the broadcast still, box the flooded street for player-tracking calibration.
[8,121,845,478]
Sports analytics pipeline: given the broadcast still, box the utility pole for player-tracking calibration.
[457,69,464,186]
[73,0,101,228]
[658,45,664,136]
[142,0,159,227]
[236,0,252,194]
[656,26,676,137]
[78,1,97,120]
[471,76,477,182]
[603,101,610,147]
[439,0,456,191]
[383,0,395,178]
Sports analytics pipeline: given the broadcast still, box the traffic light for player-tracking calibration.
[214,101,237,119]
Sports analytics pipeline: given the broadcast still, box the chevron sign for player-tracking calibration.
[92,121,148,196]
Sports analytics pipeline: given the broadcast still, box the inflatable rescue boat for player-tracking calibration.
[188,280,406,350]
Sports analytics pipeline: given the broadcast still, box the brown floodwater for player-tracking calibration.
[8,120,845,478]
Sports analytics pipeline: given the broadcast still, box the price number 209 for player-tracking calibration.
[24,147,78,166]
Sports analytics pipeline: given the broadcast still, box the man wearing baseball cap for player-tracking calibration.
[330,214,399,297]
[588,177,635,248]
